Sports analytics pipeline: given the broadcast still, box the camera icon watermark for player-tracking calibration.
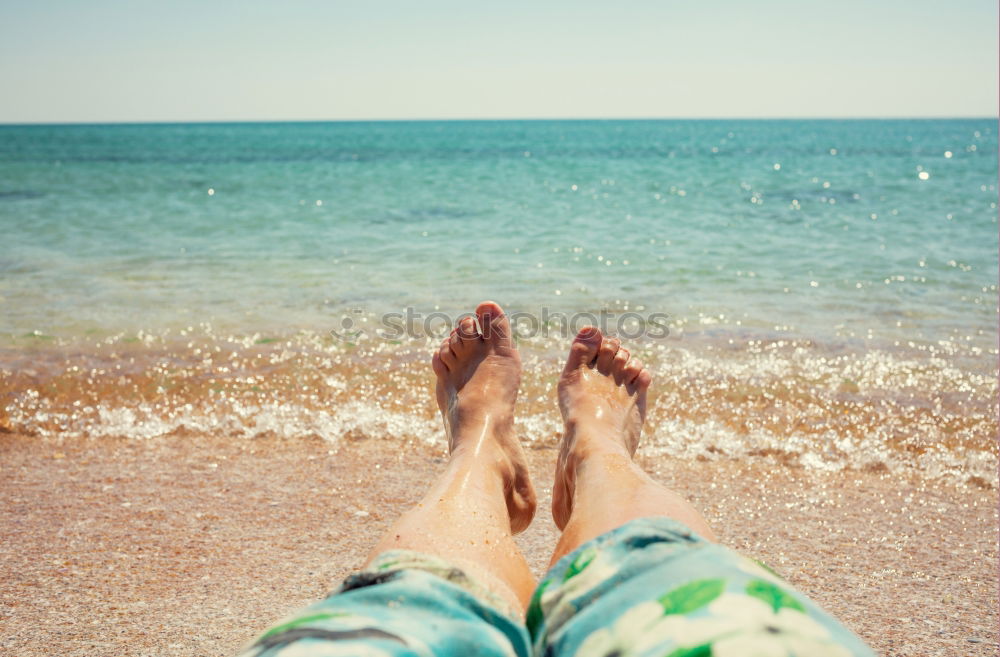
[329,307,366,342]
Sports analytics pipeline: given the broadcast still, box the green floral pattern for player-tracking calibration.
[534,518,873,657]
[240,519,873,657]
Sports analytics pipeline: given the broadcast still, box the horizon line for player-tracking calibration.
[0,115,997,127]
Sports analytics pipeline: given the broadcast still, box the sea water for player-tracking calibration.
[0,120,996,482]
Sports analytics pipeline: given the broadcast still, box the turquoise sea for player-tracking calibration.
[0,120,996,482]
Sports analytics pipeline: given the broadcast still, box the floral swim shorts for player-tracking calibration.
[239,517,874,657]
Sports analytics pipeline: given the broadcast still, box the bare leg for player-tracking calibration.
[549,327,716,567]
[367,302,537,613]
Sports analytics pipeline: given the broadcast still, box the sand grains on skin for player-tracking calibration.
[553,326,651,529]
[431,301,536,534]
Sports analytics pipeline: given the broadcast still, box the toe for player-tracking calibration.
[635,368,652,392]
[612,347,630,384]
[623,358,643,384]
[476,300,514,351]
[439,338,457,368]
[453,316,480,353]
[432,349,448,375]
[448,329,466,357]
[595,336,621,374]
[459,315,479,336]
[564,326,602,371]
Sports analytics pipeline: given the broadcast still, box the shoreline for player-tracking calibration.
[2,331,995,487]
[1,431,996,656]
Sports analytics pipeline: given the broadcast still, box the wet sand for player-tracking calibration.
[1,431,996,657]
[3,333,997,494]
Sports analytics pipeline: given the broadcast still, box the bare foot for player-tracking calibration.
[552,326,651,529]
[431,301,536,534]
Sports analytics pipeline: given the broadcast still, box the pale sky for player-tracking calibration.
[0,0,997,122]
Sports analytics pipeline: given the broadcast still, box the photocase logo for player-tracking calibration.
[329,307,671,342]
[330,307,366,341]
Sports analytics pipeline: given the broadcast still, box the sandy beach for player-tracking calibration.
[1,429,995,657]
[2,5,997,656]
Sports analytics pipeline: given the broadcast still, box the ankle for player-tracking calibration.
[557,423,632,497]
[553,434,634,531]
[450,406,514,439]
[450,438,513,477]
[562,420,632,460]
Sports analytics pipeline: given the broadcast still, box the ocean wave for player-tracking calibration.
[1,330,994,487]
